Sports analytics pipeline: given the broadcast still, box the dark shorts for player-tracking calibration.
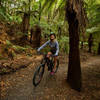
[50,47,58,56]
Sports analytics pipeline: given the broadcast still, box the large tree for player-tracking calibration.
[38,0,87,91]
[66,0,86,91]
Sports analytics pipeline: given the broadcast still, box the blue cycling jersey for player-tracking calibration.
[37,40,59,56]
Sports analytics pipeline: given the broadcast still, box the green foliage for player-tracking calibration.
[1,0,100,56]
[92,42,98,54]
[24,45,32,49]
[6,40,13,48]
[13,45,26,52]
[84,0,100,53]
[5,40,32,54]
[0,7,9,21]
[85,0,100,33]
[58,36,69,54]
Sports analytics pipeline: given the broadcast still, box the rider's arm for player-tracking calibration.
[37,40,50,52]
[54,41,59,56]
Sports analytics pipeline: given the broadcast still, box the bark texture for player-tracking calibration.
[30,25,41,47]
[22,13,30,41]
[66,0,86,91]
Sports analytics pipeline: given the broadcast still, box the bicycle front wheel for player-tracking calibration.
[33,64,44,86]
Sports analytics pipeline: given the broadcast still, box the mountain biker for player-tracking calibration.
[37,32,59,75]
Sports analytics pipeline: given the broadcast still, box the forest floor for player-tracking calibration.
[0,51,100,100]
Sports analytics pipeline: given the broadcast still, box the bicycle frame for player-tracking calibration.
[33,53,59,86]
[41,54,54,69]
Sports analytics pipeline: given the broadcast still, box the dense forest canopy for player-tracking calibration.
[0,0,100,62]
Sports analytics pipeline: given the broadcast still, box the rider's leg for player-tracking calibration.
[46,52,52,71]
[46,52,52,58]
[53,56,58,71]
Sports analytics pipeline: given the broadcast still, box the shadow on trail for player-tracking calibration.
[31,73,59,99]
[82,63,100,100]
[32,73,57,89]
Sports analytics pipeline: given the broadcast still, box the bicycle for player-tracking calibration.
[33,53,59,87]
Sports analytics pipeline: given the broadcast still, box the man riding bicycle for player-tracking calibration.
[37,32,59,75]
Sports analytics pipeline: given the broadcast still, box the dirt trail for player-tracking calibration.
[1,55,100,100]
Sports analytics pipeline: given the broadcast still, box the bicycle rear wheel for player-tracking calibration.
[33,64,44,86]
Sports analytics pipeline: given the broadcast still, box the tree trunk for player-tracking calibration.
[88,34,93,53]
[66,2,82,91]
[30,25,41,47]
[98,43,100,55]
[22,13,30,42]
